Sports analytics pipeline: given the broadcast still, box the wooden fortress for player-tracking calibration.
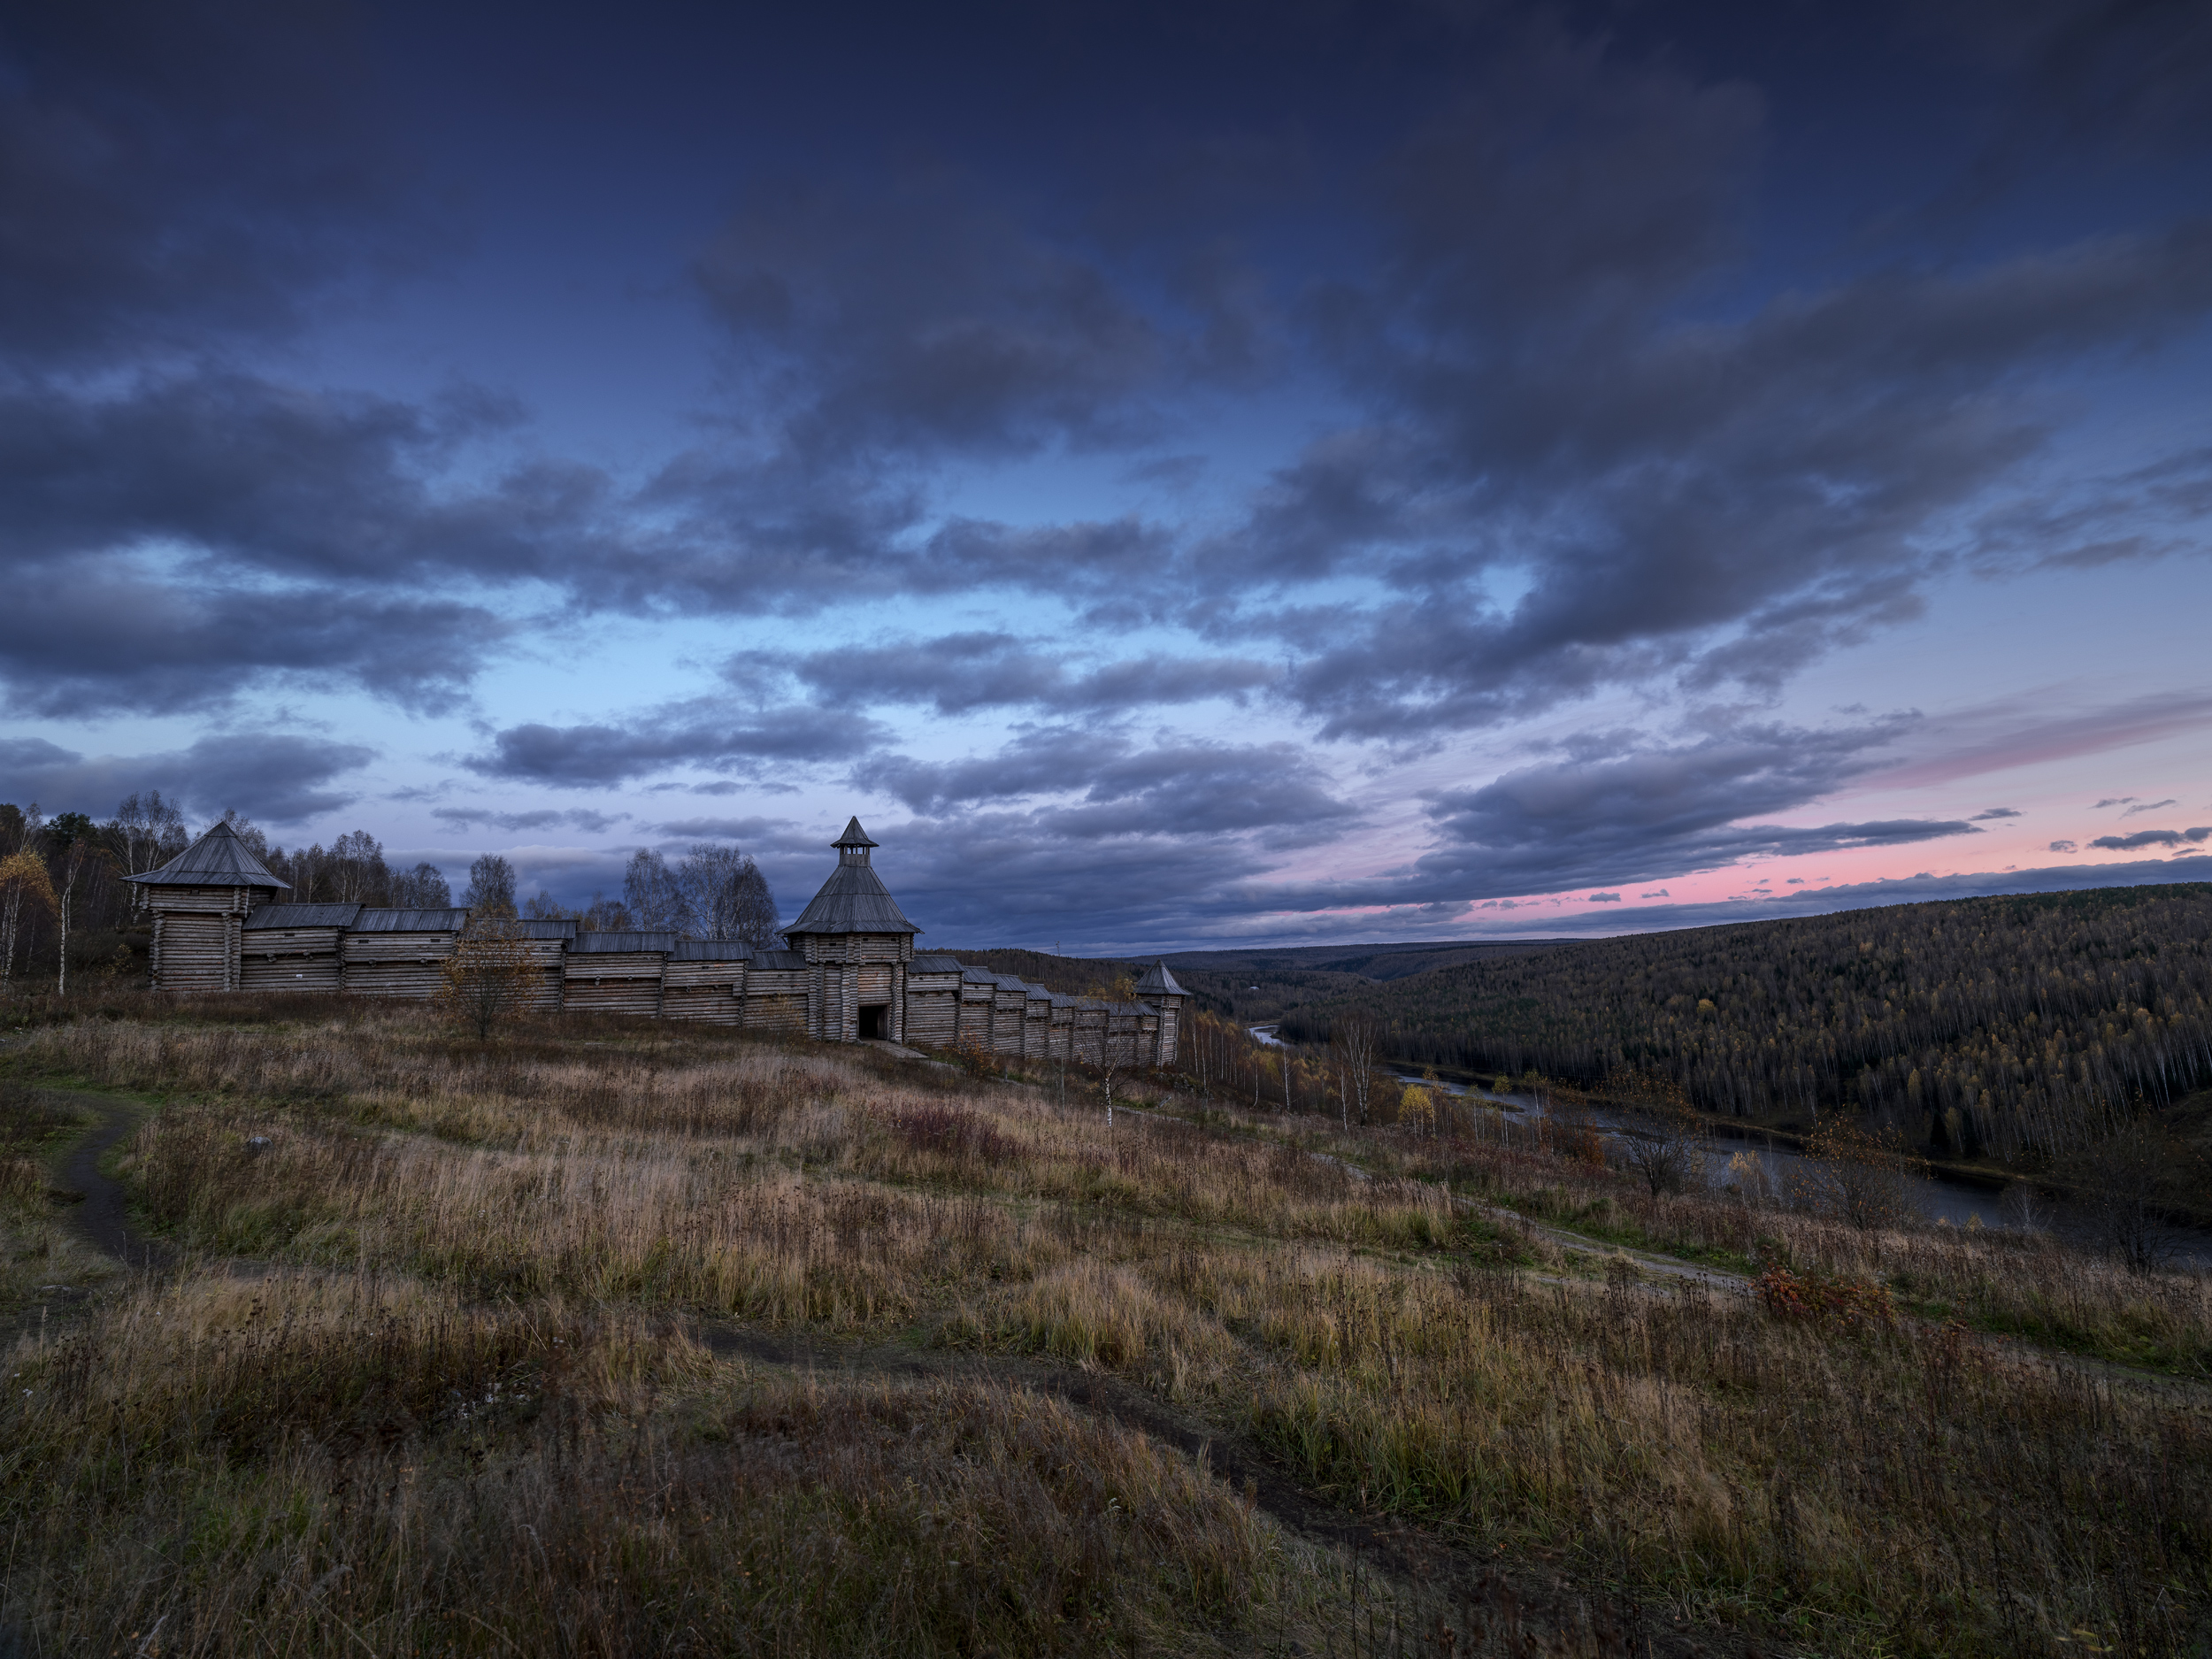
[129,817,1188,1068]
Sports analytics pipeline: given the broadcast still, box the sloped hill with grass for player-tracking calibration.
[4,991,2209,1655]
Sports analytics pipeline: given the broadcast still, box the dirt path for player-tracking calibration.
[11,1083,173,1275]
[690,1316,1761,1658]
[45,1087,173,1271]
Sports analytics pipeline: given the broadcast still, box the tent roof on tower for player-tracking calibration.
[784,859,919,937]
[124,819,289,890]
[1133,960,1187,996]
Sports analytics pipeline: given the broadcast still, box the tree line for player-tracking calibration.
[1275,884,2212,1159]
[0,792,782,991]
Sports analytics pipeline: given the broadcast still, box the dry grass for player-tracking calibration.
[2,1271,1329,1656]
[6,1002,2212,1655]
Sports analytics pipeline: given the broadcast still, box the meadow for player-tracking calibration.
[3,995,2208,1655]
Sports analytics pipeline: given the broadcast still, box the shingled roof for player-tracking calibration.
[125,819,289,891]
[350,908,470,933]
[785,817,919,937]
[572,931,678,954]
[511,919,579,940]
[243,903,361,930]
[784,861,919,936]
[1133,960,1187,997]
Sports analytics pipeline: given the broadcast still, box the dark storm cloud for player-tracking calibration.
[463,703,891,789]
[649,816,808,849]
[853,730,1360,845]
[728,633,1277,717]
[2121,798,2179,817]
[0,1,436,369]
[1248,211,2212,739]
[1402,720,1982,901]
[788,809,1271,949]
[1919,0,2212,207]
[2088,826,2212,851]
[613,477,1177,619]
[0,373,585,582]
[431,806,629,835]
[0,559,501,717]
[0,732,374,824]
[691,174,1233,468]
[1970,807,2022,819]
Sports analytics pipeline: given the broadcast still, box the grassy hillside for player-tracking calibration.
[1277,884,2212,1163]
[3,994,2209,1654]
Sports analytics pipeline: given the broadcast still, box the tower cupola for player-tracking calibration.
[833,817,879,865]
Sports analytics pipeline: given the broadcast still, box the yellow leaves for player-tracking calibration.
[0,850,57,912]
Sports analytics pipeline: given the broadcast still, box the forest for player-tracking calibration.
[0,793,780,989]
[1276,884,2212,1162]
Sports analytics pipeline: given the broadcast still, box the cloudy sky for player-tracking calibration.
[4,0,2208,950]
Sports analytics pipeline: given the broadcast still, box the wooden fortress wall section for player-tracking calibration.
[565,933,673,1018]
[741,950,810,1035]
[512,920,579,1010]
[242,904,361,995]
[663,942,748,1023]
[903,956,964,1048]
[142,907,1187,1064]
[150,885,268,993]
[342,910,469,998]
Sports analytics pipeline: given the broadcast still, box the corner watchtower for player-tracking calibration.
[1133,960,1191,1066]
[126,819,290,992]
[781,817,921,1042]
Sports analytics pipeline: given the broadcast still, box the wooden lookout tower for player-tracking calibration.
[782,817,921,1042]
[126,819,290,992]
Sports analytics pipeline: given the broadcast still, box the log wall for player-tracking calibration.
[145,902,1188,1065]
[343,931,460,999]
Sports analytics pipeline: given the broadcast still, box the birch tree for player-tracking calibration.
[0,850,56,986]
[1331,1012,1381,1128]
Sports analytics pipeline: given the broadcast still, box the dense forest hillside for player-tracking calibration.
[1156,939,1573,1024]
[1276,885,2212,1160]
[1161,940,1575,981]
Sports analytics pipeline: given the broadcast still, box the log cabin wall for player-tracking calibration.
[241,903,362,994]
[150,886,273,993]
[739,949,810,1034]
[342,910,469,998]
[1072,1002,1107,1066]
[565,932,674,1018]
[663,941,747,1023]
[987,976,1027,1055]
[956,969,995,1048]
[904,955,964,1047]
[1023,986,1052,1058]
[513,920,578,1011]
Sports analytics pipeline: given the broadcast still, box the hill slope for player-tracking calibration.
[1276,884,2212,1160]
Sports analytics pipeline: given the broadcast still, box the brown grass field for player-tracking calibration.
[3,995,2209,1655]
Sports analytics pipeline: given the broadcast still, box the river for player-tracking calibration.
[1249,1025,2211,1261]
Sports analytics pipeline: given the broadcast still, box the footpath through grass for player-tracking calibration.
[2,999,2208,1657]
